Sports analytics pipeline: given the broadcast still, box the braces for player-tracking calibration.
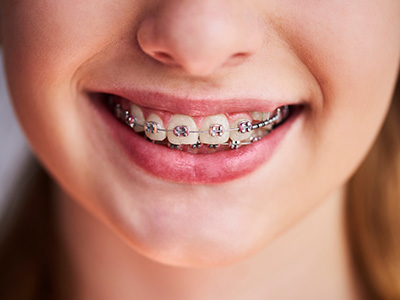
[111,100,290,150]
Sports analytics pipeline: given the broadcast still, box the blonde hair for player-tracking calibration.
[347,75,400,299]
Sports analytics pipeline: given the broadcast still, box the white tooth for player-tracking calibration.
[229,118,253,141]
[199,114,229,144]
[250,111,270,121]
[250,111,263,121]
[250,129,264,142]
[130,104,145,132]
[145,113,166,141]
[167,114,198,145]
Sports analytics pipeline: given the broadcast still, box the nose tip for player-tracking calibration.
[137,1,262,77]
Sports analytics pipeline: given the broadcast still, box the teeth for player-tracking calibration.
[199,114,230,144]
[145,113,166,141]
[130,104,145,132]
[229,118,253,141]
[167,114,199,145]
[250,111,270,121]
[273,107,284,124]
[111,98,291,150]
[250,129,264,142]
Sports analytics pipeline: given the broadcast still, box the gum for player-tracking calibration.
[113,95,255,130]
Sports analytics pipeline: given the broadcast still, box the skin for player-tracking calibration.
[1,0,400,299]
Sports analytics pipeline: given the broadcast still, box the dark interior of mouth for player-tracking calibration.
[94,92,302,154]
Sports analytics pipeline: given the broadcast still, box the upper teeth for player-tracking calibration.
[200,114,230,144]
[130,104,145,133]
[145,113,166,141]
[111,98,289,148]
[250,111,270,121]
[167,114,199,145]
[229,118,253,142]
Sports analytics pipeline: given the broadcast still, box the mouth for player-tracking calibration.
[109,94,292,152]
[88,91,304,184]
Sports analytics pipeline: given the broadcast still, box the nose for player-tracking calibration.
[137,0,263,77]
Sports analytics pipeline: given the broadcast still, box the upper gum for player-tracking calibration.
[120,99,268,128]
[143,107,254,128]
[113,96,278,130]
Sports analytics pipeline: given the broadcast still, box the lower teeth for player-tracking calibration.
[108,98,290,152]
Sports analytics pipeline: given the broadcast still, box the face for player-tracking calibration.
[1,0,399,266]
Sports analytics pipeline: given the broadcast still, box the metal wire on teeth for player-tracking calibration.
[115,104,288,133]
[112,102,289,149]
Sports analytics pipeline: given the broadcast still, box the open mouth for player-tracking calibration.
[89,91,304,184]
[105,94,295,153]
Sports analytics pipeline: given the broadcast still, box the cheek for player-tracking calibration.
[1,0,143,105]
[246,1,400,243]
[281,0,400,172]
[0,0,140,177]
[278,1,400,100]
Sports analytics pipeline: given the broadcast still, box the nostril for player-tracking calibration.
[153,51,174,63]
[232,52,249,59]
[224,52,251,67]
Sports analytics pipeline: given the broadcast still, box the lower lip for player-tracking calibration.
[90,95,302,184]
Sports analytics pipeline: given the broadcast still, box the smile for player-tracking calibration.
[89,91,304,183]
[108,95,291,153]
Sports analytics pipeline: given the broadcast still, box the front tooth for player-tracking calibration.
[250,111,270,121]
[145,113,166,141]
[167,114,198,145]
[199,114,230,144]
[130,104,145,132]
[229,118,253,141]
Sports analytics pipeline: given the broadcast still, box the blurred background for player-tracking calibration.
[0,49,31,219]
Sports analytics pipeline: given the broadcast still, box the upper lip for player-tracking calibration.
[87,87,300,116]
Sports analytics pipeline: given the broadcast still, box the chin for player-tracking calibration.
[89,185,287,268]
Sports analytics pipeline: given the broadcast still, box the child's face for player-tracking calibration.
[1,1,399,266]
